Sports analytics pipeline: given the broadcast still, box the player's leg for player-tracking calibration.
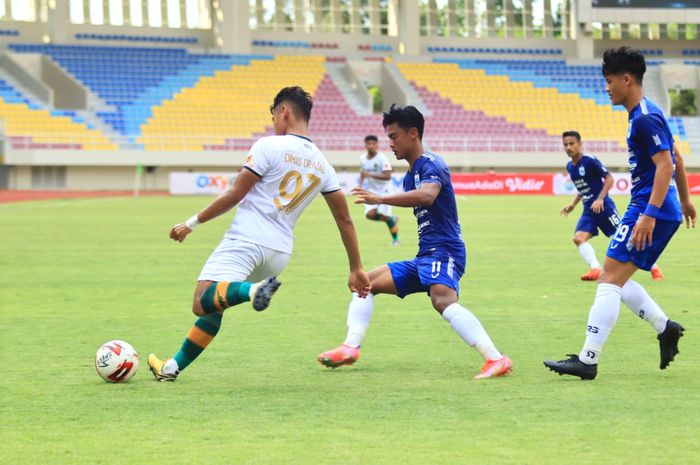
[149,240,286,381]
[621,279,669,332]
[650,262,664,281]
[544,256,636,380]
[377,204,400,244]
[414,249,511,378]
[366,204,400,243]
[573,219,601,280]
[429,284,511,378]
[618,222,684,368]
[318,264,399,368]
[545,217,683,379]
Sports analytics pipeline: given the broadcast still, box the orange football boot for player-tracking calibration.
[580,268,602,281]
[475,356,513,380]
[317,344,360,368]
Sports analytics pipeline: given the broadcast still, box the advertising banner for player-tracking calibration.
[451,173,553,195]
[171,171,697,197]
[336,172,405,194]
[169,172,237,195]
[553,172,632,196]
[687,174,700,195]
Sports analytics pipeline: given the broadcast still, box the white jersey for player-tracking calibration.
[361,152,393,193]
[226,134,341,254]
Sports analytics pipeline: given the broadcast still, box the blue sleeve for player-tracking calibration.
[633,115,672,157]
[591,157,609,177]
[419,161,444,187]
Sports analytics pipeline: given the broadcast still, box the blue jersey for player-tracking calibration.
[566,154,611,209]
[627,98,682,222]
[402,152,464,254]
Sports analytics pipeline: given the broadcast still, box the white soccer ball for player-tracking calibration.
[95,340,140,383]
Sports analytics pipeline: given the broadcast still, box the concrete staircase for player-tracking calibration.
[324,62,372,116]
[381,62,431,115]
[644,66,670,114]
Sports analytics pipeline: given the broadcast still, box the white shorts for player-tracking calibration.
[364,203,392,217]
[198,238,290,283]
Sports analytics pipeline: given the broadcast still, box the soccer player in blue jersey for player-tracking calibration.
[545,47,696,380]
[560,130,664,281]
[318,104,512,379]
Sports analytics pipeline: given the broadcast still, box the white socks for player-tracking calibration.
[578,242,601,269]
[163,358,179,375]
[343,293,374,348]
[621,280,669,333]
[580,283,622,365]
[442,303,502,360]
[342,296,504,361]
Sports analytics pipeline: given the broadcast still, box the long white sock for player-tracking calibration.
[343,293,374,348]
[442,303,502,360]
[580,283,622,365]
[621,280,668,333]
[578,242,601,269]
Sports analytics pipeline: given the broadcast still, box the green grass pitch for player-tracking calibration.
[1,195,698,465]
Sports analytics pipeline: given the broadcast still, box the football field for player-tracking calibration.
[1,194,698,465]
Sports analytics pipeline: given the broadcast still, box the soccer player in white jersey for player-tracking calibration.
[148,86,371,382]
[360,135,400,245]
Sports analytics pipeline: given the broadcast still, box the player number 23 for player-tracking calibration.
[274,170,321,213]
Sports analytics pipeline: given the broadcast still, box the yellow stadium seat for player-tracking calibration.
[139,56,327,151]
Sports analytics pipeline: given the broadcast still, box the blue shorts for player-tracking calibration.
[387,247,466,298]
[575,205,621,238]
[606,209,681,271]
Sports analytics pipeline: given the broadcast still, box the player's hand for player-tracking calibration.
[351,187,381,205]
[560,204,575,216]
[631,215,655,251]
[348,268,371,298]
[169,223,192,243]
[681,200,697,229]
[591,198,605,214]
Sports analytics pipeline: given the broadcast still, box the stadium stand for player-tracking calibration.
[75,33,198,44]
[400,60,690,153]
[427,46,563,55]
[2,43,691,155]
[139,55,327,150]
[0,79,117,150]
[208,73,385,152]
[9,44,267,140]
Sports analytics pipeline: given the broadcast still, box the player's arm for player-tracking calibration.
[561,193,582,216]
[632,150,674,250]
[170,168,260,243]
[352,182,440,208]
[673,142,697,228]
[590,174,614,214]
[364,170,392,181]
[323,190,371,297]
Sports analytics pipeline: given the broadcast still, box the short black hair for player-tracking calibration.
[270,86,313,122]
[562,131,581,141]
[382,104,424,140]
[364,135,378,143]
[602,46,646,84]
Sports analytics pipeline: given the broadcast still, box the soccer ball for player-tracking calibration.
[95,340,140,383]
